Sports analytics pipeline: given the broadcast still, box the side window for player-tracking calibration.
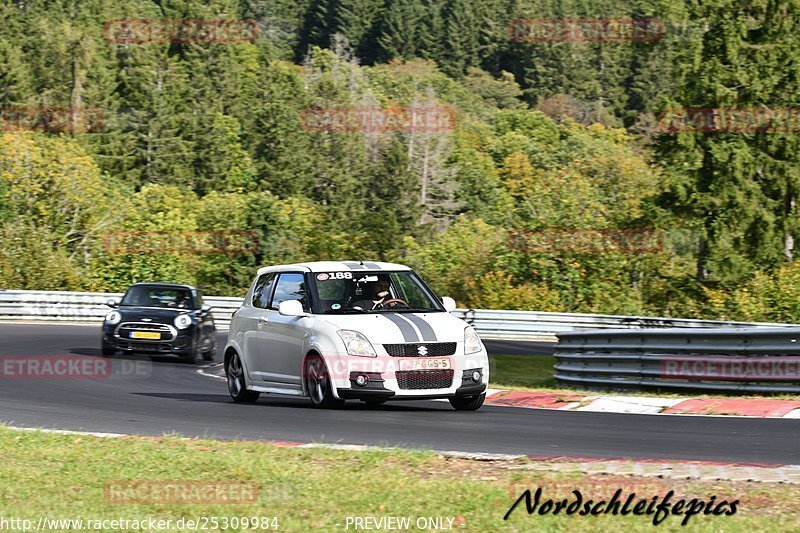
[271,273,308,311]
[193,290,203,309]
[252,274,277,309]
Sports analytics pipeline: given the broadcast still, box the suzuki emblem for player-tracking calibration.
[418,345,428,356]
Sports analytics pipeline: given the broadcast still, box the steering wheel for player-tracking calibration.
[381,298,409,309]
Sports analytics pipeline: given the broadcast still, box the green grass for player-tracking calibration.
[0,427,796,532]
[488,355,800,401]
[488,355,559,389]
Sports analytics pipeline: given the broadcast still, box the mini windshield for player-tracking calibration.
[121,286,194,309]
[312,271,444,314]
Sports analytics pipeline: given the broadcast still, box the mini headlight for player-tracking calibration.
[174,314,192,329]
[337,330,377,357]
[105,311,121,325]
[464,326,483,355]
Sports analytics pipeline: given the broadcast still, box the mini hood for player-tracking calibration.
[117,306,192,323]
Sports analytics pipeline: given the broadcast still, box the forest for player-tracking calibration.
[1,0,799,322]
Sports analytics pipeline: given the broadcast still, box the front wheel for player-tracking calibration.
[226,352,260,403]
[101,341,116,357]
[180,347,198,364]
[449,393,485,411]
[305,355,344,409]
[201,339,217,362]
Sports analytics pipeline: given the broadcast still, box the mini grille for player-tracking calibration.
[120,322,171,331]
[384,343,457,357]
[396,370,454,390]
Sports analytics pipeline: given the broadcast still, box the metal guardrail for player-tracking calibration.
[0,289,796,338]
[451,308,796,340]
[0,290,242,330]
[555,328,800,393]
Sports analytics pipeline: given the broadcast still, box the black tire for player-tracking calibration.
[226,352,260,403]
[449,393,486,411]
[180,347,198,364]
[101,341,116,357]
[305,355,344,409]
[201,339,217,362]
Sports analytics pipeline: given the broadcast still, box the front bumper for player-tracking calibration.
[337,381,486,401]
[328,347,490,401]
[102,325,194,354]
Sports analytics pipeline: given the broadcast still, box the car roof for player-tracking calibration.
[127,282,196,290]
[255,261,412,276]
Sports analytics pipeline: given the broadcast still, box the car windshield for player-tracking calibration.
[313,271,444,314]
[120,286,193,309]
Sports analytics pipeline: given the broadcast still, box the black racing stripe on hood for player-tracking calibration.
[381,313,419,342]
[400,313,437,342]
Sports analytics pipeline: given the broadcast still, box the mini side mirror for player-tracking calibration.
[201,304,212,313]
[441,296,456,313]
[278,300,309,317]
[106,298,118,308]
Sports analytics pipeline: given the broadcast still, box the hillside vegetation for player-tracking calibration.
[1,0,799,321]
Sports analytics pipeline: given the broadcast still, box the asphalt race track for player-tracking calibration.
[1,323,798,464]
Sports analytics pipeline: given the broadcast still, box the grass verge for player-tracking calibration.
[0,426,797,532]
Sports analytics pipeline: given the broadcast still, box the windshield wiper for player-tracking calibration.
[326,308,368,314]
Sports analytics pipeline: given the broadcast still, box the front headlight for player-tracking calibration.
[337,330,377,357]
[105,311,121,325]
[464,326,483,355]
[174,314,192,330]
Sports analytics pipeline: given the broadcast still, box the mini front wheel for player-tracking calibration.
[101,341,116,357]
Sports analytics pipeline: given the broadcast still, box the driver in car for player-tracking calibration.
[350,278,392,310]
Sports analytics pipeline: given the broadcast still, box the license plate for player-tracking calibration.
[130,331,161,340]
[400,358,451,371]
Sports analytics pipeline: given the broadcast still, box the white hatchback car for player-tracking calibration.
[224,261,489,410]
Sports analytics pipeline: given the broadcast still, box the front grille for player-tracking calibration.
[120,322,171,331]
[384,342,457,357]
[117,322,174,341]
[396,369,454,390]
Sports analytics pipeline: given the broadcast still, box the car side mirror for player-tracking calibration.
[278,300,309,317]
[201,304,212,313]
[441,297,456,313]
[106,298,118,308]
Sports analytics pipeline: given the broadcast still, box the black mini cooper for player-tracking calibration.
[101,283,216,363]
